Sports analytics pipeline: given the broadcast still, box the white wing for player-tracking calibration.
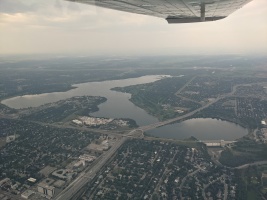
[66,0,252,23]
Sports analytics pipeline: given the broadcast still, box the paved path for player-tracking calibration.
[235,160,267,169]
[175,76,196,96]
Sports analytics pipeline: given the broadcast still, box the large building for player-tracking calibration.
[37,182,55,198]
[87,140,109,153]
[21,190,35,199]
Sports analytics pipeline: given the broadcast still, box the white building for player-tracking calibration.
[79,116,113,126]
[21,190,35,199]
[6,135,16,143]
[72,119,83,125]
[79,154,96,162]
[74,160,86,168]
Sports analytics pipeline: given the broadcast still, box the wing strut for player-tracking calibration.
[200,3,205,22]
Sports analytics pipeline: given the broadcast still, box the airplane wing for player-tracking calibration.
[66,0,252,23]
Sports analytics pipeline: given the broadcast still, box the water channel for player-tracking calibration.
[1,75,248,140]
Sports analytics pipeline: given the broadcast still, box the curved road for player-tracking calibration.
[53,83,249,200]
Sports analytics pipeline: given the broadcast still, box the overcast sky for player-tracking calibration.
[0,0,266,56]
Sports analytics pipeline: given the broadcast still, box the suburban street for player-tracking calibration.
[53,81,252,200]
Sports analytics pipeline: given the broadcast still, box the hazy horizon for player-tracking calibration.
[0,0,267,56]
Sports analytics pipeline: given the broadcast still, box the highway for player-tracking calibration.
[139,93,231,132]
[1,79,266,200]
[53,95,223,200]
[54,137,127,200]
[138,82,249,132]
[53,82,247,200]
[54,128,146,200]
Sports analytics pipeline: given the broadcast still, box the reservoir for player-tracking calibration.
[146,118,247,140]
[1,75,248,140]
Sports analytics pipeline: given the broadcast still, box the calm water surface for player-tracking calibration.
[147,118,247,140]
[2,75,169,126]
[2,75,248,139]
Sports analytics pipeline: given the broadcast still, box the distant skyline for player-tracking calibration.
[0,0,266,56]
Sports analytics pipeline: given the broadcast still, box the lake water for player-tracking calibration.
[1,75,248,139]
[2,75,168,126]
[146,118,247,140]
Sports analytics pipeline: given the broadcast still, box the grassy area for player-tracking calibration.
[219,136,267,167]
[247,190,259,200]
[235,165,263,199]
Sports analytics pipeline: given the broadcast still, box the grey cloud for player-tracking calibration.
[0,0,84,14]
[0,0,46,14]
[0,0,266,56]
